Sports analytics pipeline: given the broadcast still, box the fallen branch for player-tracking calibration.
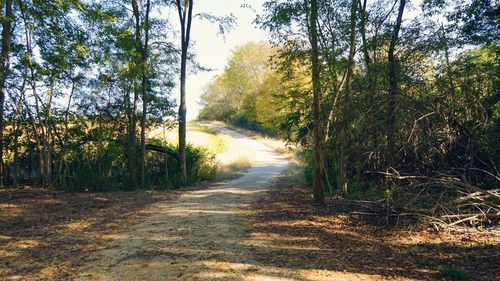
[143,144,178,159]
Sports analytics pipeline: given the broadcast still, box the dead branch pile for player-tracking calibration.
[343,170,500,230]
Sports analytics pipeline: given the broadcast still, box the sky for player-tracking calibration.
[172,0,424,121]
[171,0,269,120]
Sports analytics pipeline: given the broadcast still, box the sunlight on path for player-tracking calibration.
[74,126,403,281]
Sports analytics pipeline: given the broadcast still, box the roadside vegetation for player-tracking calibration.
[199,1,499,230]
[0,0,497,280]
[0,1,228,192]
[159,122,254,181]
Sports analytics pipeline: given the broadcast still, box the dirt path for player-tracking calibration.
[75,126,295,280]
[3,126,495,280]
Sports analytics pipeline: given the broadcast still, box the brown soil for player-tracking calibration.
[0,188,181,280]
[251,178,499,281]
[1,126,497,281]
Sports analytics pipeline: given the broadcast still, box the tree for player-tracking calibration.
[336,0,358,195]
[386,0,406,167]
[198,42,277,132]
[0,0,13,187]
[175,0,193,183]
[0,0,178,191]
[309,0,324,203]
[132,0,151,188]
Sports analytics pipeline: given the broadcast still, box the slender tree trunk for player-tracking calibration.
[310,0,324,203]
[337,131,347,194]
[359,0,380,173]
[337,0,358,196]
[176,0,193,183]
[125,80,137,189]
[359,0,372,93]
[0,0,13,188]
[387,0,406,167]
[39,81,54,188]
[178,51,187,181]
[132,79,139,182]
[132,0,151,188]
[132,0,141,186]
[13,99,21,188]
[141,0,151,187]
[20,1,48,187]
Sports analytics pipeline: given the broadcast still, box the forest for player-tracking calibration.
[199,0,499,228]
[0,0,499,280]
[0,0,234,191]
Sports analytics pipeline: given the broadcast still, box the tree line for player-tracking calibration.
[199,0,499,227]
[0,0,229,191]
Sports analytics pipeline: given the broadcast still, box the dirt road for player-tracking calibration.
[75,126,295,280]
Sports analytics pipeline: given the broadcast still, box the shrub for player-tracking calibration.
[436,265,471,281]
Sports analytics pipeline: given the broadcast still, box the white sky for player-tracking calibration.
[169,0,430,121]
[171,0,269,120]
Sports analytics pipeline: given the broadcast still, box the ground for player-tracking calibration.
[0,126,498,280]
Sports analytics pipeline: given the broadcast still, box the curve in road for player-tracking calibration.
[75,125,292,281]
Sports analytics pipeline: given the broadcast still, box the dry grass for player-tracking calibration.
[215,157,253,180]
[148,122,257,180]
[201,121,305,182]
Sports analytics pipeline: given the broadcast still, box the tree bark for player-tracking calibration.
[0,0,13,188]
[176,0,193,183]
[131,0,151,188]
[309,0,324,203]
[140,0,151,187]
[358,0,372,92]
[337,0,358,196]
[387,0,406,167]
[126,79,138,189]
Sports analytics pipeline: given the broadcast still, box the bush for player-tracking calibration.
[145,141,217,190]
[436,265,471,281]
[4,134,217,192]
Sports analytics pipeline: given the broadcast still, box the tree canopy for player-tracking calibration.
[199,0,499,226]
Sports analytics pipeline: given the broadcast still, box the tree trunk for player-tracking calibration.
[359,0,373,94]
[176,0,193,183]
[0,0,13,188]
[140,0,151,187]
[13,120,19,187]
[387,0,406,167]
[39,81,54,188]
[126,80,138,189]
[132,0,151,188]
[338,131,347,195]
[336,0,358,196]
[310,0,324,203]
[360,1,379,172]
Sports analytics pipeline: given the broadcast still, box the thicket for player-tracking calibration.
[200,0,499,228]
[198,42,283,136]
[0,1,217,191]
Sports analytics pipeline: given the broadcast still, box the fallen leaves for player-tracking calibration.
[249,178,499,281]
[0,187,179,281]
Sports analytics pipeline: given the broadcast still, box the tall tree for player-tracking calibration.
[310,0,324,203]
[386,0,406,166]
[132,0,151,188]
[337,0,358,195]
[0,0,12,188]
[140,0,151,188]
[175,0,193,182]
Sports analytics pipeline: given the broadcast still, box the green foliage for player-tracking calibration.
[198,42,287,136]
[436,265,471,281]
[256,0,499,199]
[4,131,217,191]
[160,144,217,189]
[0,0,182,191]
